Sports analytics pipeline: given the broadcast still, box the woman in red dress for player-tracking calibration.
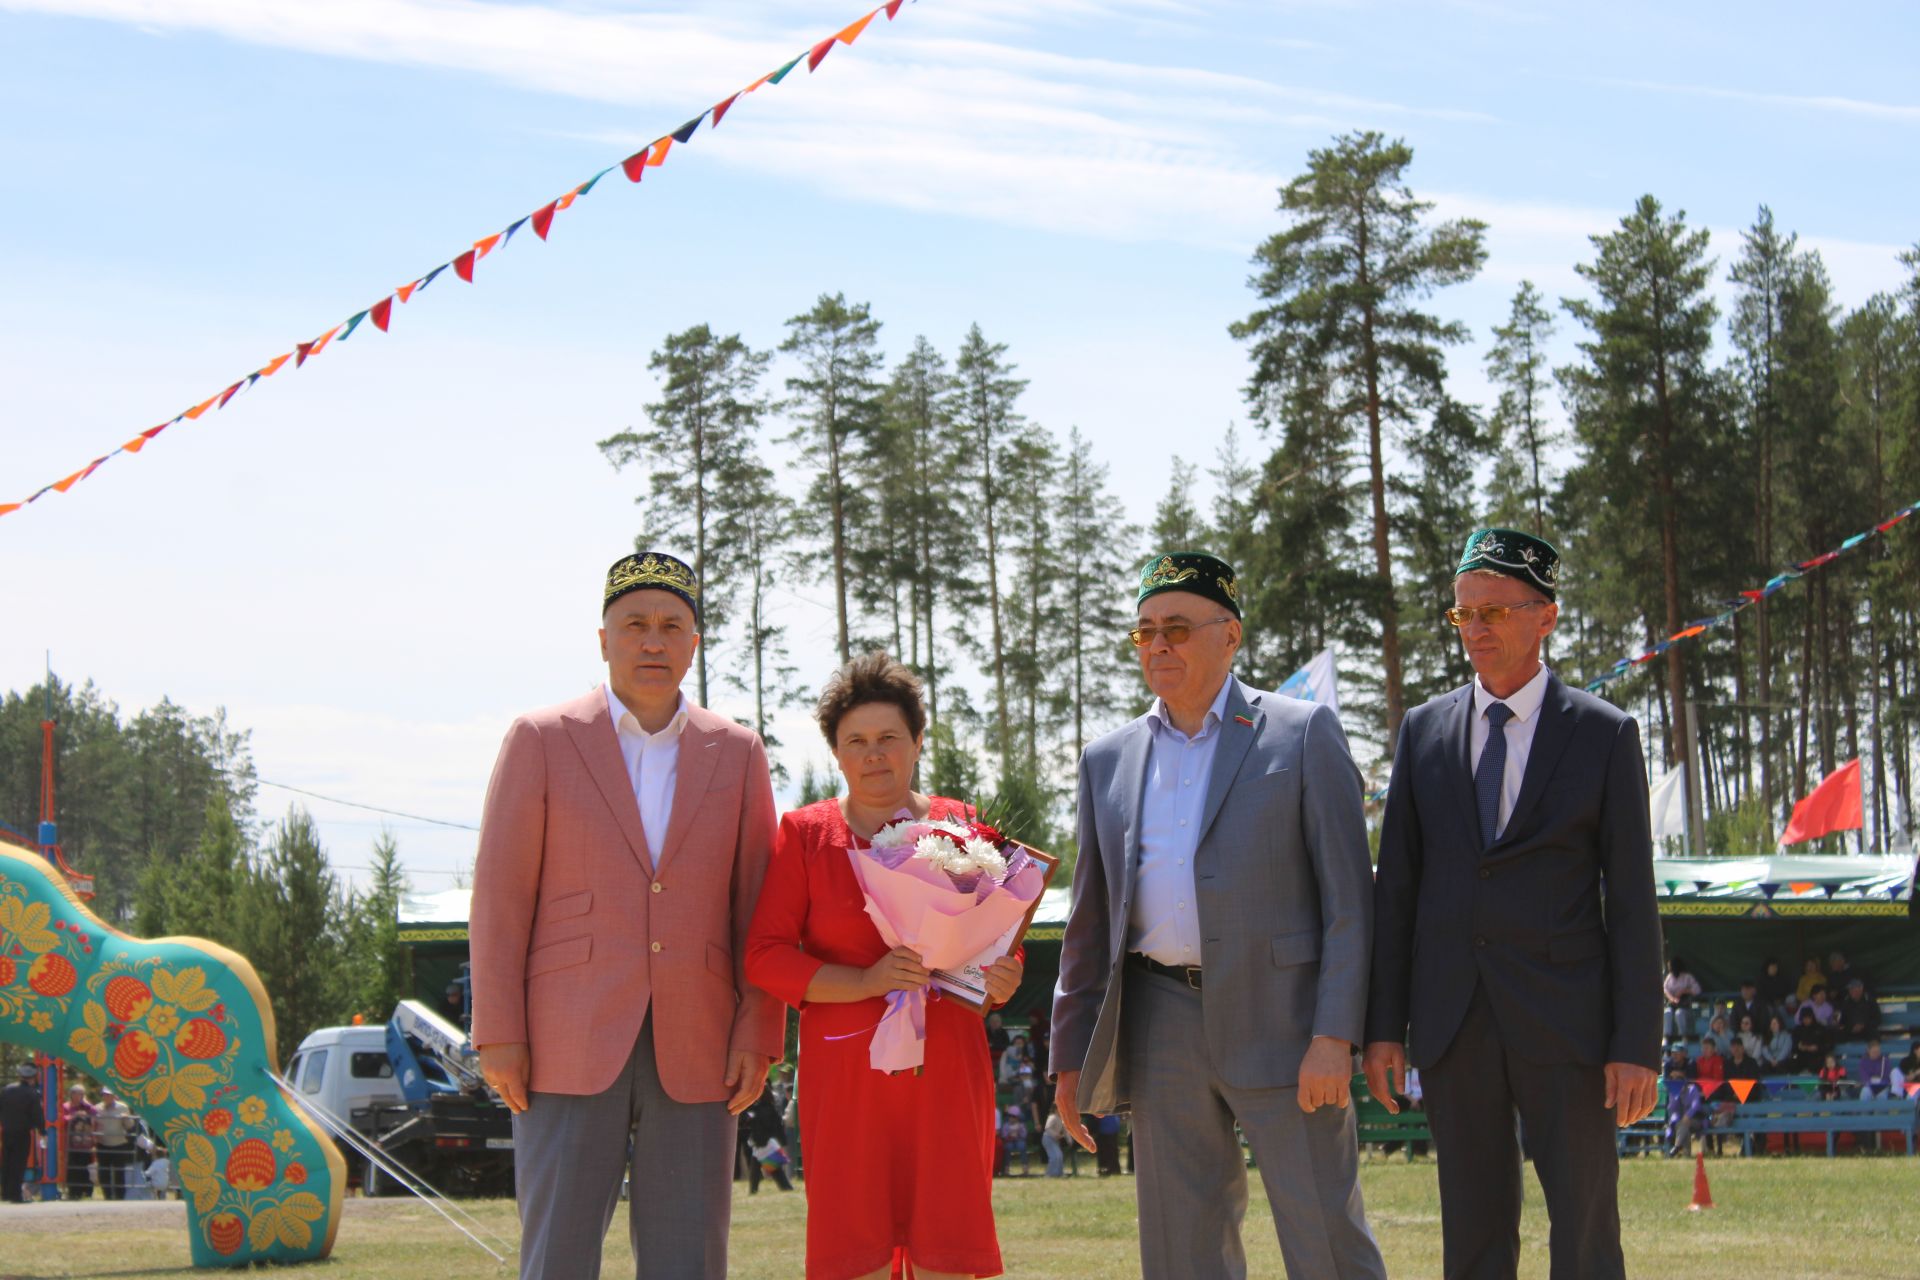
[747,652,1022,1280]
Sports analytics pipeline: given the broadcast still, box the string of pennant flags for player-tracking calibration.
[1581,497,1919,695]
[0,0,913,523]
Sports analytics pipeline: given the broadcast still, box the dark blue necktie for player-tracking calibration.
[1476,701,1514,849]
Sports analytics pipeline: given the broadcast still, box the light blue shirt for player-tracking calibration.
[1128,674,1236,967]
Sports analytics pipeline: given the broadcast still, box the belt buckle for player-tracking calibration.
[1183,966,1201,990]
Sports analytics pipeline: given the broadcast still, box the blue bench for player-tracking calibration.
[1715,1095,1920,1156]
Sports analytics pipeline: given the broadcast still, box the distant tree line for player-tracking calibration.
[614,130,1920,855]
[0,680,409,1062]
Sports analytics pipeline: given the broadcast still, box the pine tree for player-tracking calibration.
[882,338,965,733]
[1485,281,1559,538]
[999,426,1063,781]
[1148,458,1205,554]
[1057,426,1142,763]
[1562,195,1721,850]
[782,294,885,665]
[719,453,804,781]
[246,808,348,1063]
[1232,131,1486,749]
[1729,207,1800,818]
[949,324,1029,771]
[1392,399,1487,706]
[599,323,771,706]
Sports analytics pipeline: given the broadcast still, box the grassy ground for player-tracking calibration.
[4,1154,1917,1278]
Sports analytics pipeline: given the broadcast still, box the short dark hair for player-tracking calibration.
[815,651,927,747]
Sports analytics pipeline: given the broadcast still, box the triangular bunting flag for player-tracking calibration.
[501,216,528,245]
[807,36,835,70]
[884,0,905,16]
[453,250,477,283]
[767,55,802,85]
[671,115,703,143]
[1879,511,1912,532]
[395,281,419,303]
[744,70,775,93]
[838,12,875,43]
[556,191,578,211]
[216,381,244,409]
[50,464,93,493]
[141,424,169,440]
[183,395,219,421]
[0,503,20,517]
[531,201,558,239]
[1788,882,1814,894]
[1759,882,1779,899]
[575,166,614,197]
[1728,1079,1756,1103]
[306,325,342,362]
[1693,881,1712,894]
[417,264,450,293]
[472,234,502,261]
[260,353,292,377]
[1697,1079,1722,1099]
[622,150,649,183]
[646,137,672,166]
[371,297,393,333]
[337,309,370,342]
[710,93,739,127]
[122,435,149,453]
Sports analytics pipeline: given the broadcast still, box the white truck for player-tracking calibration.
[288,1000,514,1197]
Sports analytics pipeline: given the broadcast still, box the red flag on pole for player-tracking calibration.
[1779,759,1864,847]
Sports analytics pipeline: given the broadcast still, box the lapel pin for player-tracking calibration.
[1233,714,1255,727]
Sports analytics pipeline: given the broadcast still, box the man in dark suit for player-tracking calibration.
[1362,529,1662,1280]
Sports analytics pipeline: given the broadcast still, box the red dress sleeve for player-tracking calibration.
[745,811,828,1009]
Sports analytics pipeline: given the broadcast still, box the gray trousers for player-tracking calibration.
[1122,966,1385,1280]
[513,1016,737,1280]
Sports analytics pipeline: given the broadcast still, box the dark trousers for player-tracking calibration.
[1422,983,1624,1280]
[1,1128,32,1202]
[96,1146,135,1201]
[66,1150,94,1199]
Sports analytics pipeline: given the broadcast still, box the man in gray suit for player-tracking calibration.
[1052,551,1385,1280]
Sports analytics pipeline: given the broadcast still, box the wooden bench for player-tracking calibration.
[1716,1095,1920,1156]
[1351,1074,1432,1159]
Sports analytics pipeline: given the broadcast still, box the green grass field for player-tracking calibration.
[4,1155,1916,1278]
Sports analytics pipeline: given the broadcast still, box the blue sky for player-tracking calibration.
[2,0,1915,890]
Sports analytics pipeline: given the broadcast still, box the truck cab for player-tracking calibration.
[287,1026,406,1120]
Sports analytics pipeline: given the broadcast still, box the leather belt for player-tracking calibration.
[1128,951,1202,989]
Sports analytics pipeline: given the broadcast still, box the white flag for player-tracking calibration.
[1277,648,1339,715]
[1649,767,1688,840]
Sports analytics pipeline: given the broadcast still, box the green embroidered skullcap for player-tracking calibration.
[604,550,700,621]
[1136,551,1241,618]
[1456,528,1560,600]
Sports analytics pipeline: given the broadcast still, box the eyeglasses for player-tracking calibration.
[1128,617,1232,647]
[1445,601,1547,628]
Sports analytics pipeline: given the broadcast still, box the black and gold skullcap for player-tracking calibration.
[603,551,700,621]
[1456,528,1559,600]
[1136,551,1241,618]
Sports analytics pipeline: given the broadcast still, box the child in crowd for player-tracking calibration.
[1817,1053,1849,1100]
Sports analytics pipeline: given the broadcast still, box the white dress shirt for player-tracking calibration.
[606,683,689,857]
[1128,674,1236,968]
[1468,663,1551,839]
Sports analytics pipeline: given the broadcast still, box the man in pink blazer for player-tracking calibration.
[470,551,784,1280]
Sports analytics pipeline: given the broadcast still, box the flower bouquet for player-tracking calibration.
[847,814,1055,1073]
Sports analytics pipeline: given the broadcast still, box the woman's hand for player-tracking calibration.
[863,946,930,998]
[982,954,1024,1007]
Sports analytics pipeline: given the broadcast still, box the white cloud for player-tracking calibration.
[1593,76,1920,125]
[3,0,1486,251]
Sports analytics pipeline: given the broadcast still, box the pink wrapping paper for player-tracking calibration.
[846,836,1046,1072]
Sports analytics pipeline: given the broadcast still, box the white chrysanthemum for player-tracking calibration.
[870,822,912,849]
[913,834,958,867]
[964,839,1008,878]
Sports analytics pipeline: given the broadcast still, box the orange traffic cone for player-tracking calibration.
[1688,1150,1715,1211]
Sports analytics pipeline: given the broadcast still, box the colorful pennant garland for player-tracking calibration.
[0,0,914,523]
[1580,499,1919,694]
